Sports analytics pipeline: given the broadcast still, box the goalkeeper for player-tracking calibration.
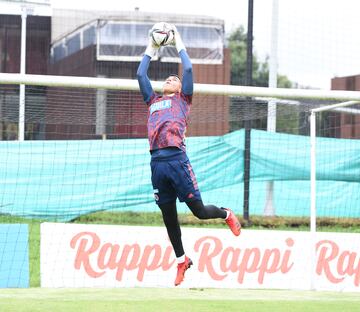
[136,25,241,287]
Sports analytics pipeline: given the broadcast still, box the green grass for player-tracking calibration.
[2,211,360,288]
[0,288,359,312]
[72,210,360,232]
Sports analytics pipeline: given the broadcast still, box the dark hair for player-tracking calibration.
[168,74,181,81]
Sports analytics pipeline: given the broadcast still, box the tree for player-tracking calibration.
[228,26,292,88]
[228,26,298,134]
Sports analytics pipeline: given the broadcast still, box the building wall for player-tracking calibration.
[0,14,50,140]
[188,48,231,136]
[339,114,360,139]
[0,14,50,74]
[48,45,96,76]
[0,10,230,140]
[331,75,360,91]
[0,15,21,73]
[44,86,98,140]
[47,45,231,139]
[331,74,360,139]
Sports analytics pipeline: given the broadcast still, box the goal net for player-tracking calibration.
[1,73,360,289]
[1,74,360,222]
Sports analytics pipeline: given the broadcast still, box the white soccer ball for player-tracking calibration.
[150,22,174,47]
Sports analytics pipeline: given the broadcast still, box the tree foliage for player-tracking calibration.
[228,26,292,88]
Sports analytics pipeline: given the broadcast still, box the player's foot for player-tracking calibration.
[224,208,241,236]
[174,256,193,286]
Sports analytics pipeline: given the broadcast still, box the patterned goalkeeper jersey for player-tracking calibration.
[147,92,192,152]
[137,49,193,152]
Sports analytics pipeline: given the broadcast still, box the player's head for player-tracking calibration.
[163,74,181,95]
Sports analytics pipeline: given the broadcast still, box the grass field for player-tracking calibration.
[0,288,359,312]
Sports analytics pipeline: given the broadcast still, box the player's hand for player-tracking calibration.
[167,24,177,46]
[169,24,186,53]
[144,29,160,58]
[168,24,178,36]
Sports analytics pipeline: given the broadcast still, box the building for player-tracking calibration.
[0,0,51,139]
[331,74,360,139]
[47,9,230,139]
[0,3,231,140]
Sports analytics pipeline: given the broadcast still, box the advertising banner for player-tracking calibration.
[0,224,29,288]
[40,223,360,291]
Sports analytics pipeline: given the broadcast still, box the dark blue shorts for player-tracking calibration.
[150,148,202,205]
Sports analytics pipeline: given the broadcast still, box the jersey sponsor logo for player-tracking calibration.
[153,189,159,201]
[149,100,172,115]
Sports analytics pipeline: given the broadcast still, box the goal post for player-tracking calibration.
[310,100,360,233]
[1,72,360,224]
[1,72,360,99]
[309,100,360,289]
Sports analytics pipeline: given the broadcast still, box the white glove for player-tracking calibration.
[169,24,186,53]
[144,32,160,58]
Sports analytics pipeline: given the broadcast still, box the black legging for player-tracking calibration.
[159,200,227,257]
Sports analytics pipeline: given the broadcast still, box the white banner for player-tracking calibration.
[40,223,360,291]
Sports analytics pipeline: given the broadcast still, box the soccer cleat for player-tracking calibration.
[224,208,241,236]
[174,256,193,286]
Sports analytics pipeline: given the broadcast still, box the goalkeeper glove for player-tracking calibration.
[169,24,186,53]
[144,32,160,58]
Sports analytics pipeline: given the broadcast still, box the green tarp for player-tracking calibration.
[0,129,359,221]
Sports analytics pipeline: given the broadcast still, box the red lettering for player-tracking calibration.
[115,244,140,281]
[337,251,355,276]
[281,238,294,273]
[161,245,176,270]
[137,245,162,281]
[316,240,345,283]
[257,249,281,283]
[70,231,298,285]
[70,231,174,282]
[194,236,294,284]
[238,248,260,283]
[220,247,240,273]
[98,243,119,270]
[194,236,227,281]
[70,232,105,278]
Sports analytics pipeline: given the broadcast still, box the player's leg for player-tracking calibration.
[170,156,241,236]
[186,200,241,236]
[186,199,226,219]
[151,159,192,286]
[158,200,184,258]
[158,201,193,286]
[151,159,184,256]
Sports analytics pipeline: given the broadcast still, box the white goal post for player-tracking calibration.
[309,100,360,290]
[310,100,360,234]
[1,72,360,100]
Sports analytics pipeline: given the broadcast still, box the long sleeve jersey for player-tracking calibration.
[137,50,193,152]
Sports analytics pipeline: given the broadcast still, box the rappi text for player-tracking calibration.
[70,232,294,284]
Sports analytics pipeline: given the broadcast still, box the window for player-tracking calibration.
[51,20,225,64]
[97,21,223,64]
[66,33,80,56]
[53,43,66,62]
[83,26,96,48]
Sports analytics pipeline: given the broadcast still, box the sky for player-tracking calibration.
[51,0,360,90]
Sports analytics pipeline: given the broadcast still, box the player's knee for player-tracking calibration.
[193,210,208,220]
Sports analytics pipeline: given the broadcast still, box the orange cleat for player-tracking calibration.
[174,256,193,286]
[224,208,241,236]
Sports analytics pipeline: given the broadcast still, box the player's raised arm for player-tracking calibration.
[173,28,193,96]
[136,33,159,103]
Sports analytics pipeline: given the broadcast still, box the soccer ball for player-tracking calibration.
[150,22,174,46]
